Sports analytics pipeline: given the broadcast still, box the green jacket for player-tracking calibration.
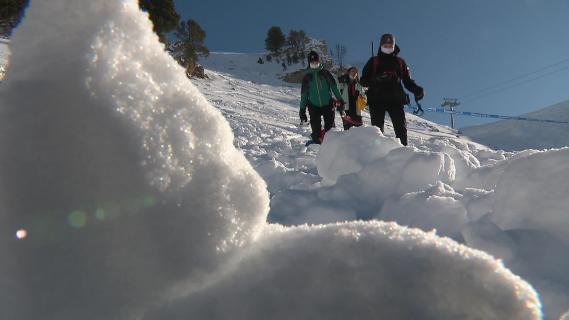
[300,65,342,111]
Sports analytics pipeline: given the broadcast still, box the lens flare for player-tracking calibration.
[16,229,27,239]
[143,196,156,208]
[95,208,107,221]
[68,211,87,228]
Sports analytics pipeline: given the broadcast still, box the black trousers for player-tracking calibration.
[308,105,335,143]
[369,104,408,146]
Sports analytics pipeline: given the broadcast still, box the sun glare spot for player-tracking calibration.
[16,229,27,240]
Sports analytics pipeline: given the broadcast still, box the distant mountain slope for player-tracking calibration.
[200,51,294,85]
[462,100,569,151]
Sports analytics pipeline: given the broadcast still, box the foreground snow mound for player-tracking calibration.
[148,222,540,320]
[0,1,541,319]
[0,1,268,318]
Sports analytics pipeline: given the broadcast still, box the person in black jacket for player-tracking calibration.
[360,33,424,146]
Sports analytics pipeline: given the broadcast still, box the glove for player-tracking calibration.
[415,88,425,102]
[299,108,308,123]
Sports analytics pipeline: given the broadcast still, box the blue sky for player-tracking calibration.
[175,0,569,128]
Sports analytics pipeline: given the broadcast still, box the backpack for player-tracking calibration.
[372,56,410,104]
[356,95,367,111]
[373,56,405,79]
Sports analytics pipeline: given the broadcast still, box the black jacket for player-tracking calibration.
[360,46,423,105]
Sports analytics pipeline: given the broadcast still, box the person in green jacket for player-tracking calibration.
[300,51,344,144]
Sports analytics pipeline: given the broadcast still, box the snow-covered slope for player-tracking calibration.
[1,0,567,319]
[195,51,473,221]
[196,52,478,200]
[462,99,569,151]
[202,51,295,85]
[196,53,569,318]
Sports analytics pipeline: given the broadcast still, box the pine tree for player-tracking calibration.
[139,0,180,43]
[0,0,29,36]
[287,30,308,57]
[174,19,210,76]
[265,26,286,54]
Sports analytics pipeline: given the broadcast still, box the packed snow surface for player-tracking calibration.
[1,0,565,319]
